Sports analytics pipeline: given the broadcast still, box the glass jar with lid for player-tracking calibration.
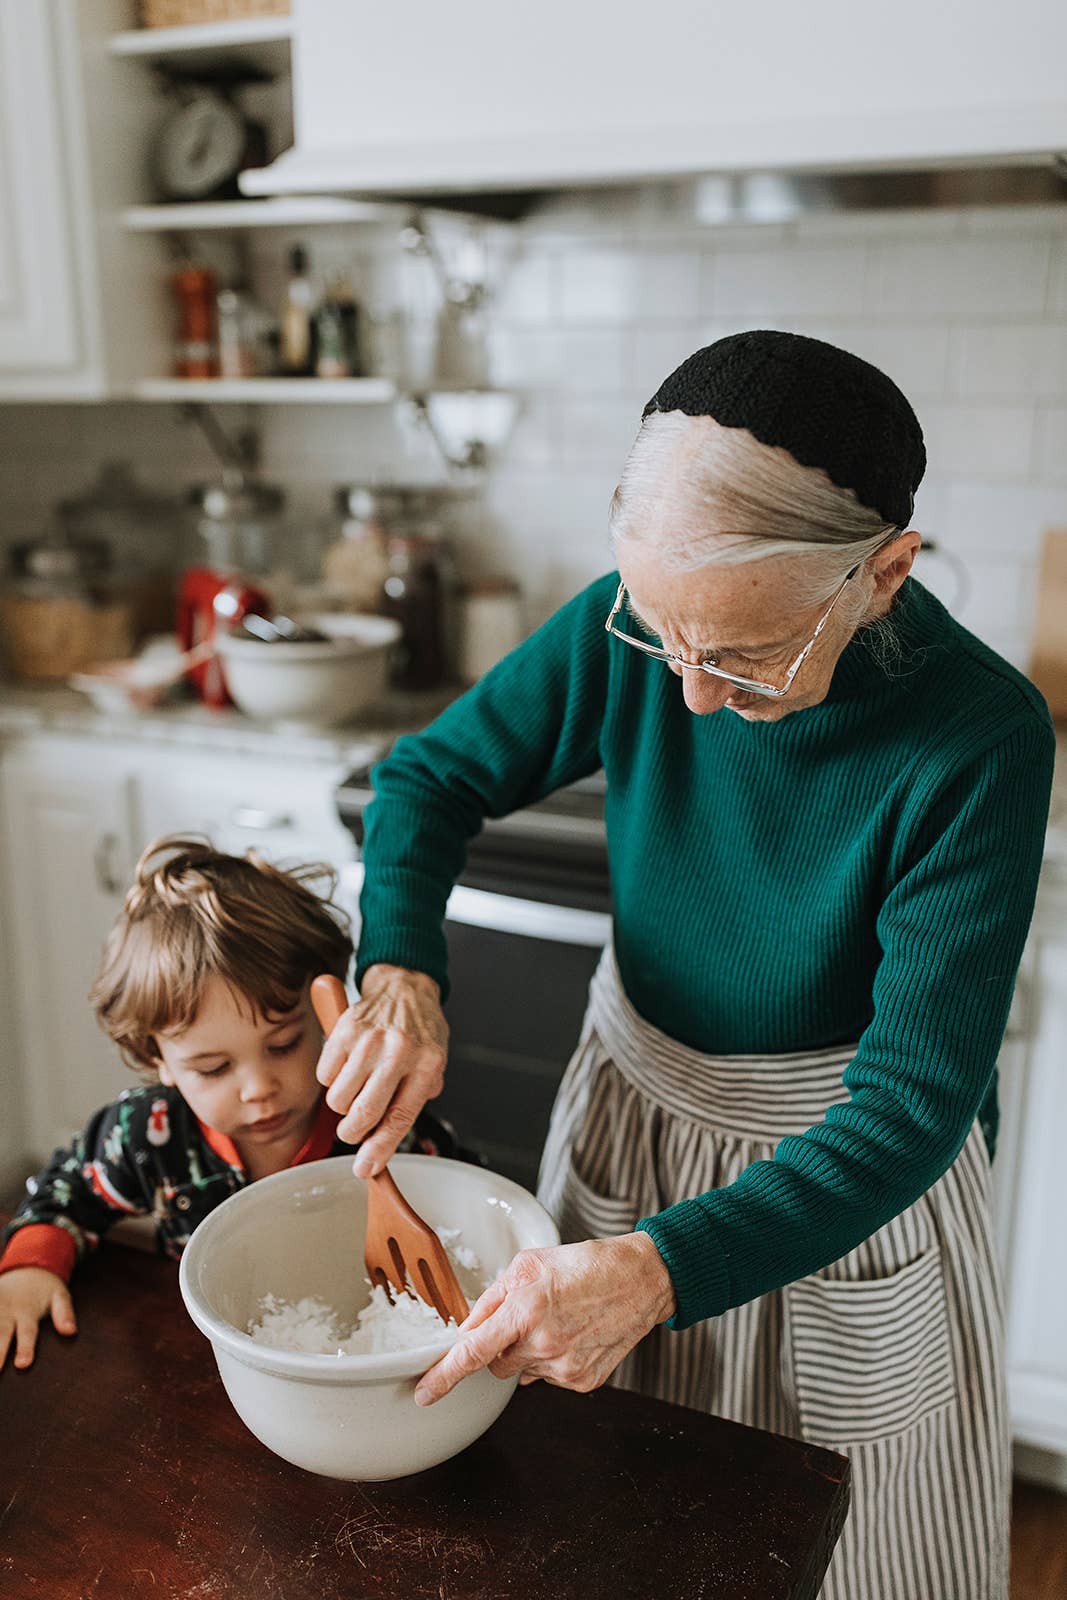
[2,523,135,679]
[321,486,392,613]
[188,479,287,579]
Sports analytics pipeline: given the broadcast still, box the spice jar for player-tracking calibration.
[321,487,391,612]
[379,535,448,691]
[172,266,218,379]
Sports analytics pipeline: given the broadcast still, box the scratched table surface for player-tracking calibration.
[0,1231,849,1600]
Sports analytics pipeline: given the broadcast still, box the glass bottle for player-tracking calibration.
[280,244,315,376]
[379,535,447,691]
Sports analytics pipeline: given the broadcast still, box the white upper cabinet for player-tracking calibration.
[0,0,167,399]
[243,0,1067,197]
[0,3,85,374]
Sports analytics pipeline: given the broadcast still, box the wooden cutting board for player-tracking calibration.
[1029,528,1067,719]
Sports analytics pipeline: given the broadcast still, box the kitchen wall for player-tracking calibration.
[1,193,1065,670]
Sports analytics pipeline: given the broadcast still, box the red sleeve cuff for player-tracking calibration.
[0,1224,78,1282]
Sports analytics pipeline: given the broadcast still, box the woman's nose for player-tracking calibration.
[680,669,734,716]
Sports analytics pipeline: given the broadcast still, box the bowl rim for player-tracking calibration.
[178,1153,560,1383]
[216,613,401,663]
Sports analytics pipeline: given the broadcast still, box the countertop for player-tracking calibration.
[0,681,460,768]
[0,1226,850,1600]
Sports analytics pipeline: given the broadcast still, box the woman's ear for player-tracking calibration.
[871,529,921,597]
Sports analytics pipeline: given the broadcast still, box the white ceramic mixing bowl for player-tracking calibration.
[179,1154,560,1481]
[216,613,400,726]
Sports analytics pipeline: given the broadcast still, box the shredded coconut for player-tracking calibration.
[247,1224,487,1357]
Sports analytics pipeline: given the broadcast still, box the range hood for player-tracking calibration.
[242,0,1067,214]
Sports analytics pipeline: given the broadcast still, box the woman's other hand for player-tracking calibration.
[414,1232,677,1406]
[316,964,448,1178]
[0,1267,78,1370]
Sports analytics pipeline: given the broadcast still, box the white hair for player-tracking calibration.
[609,412,901,611]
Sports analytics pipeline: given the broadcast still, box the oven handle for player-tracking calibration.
[446,886,612,947]
[340,864,611,948]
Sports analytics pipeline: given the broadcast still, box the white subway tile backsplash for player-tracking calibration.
[706,245,869,318]
[971,628,1033,673]
[942,480,1067,558]
[793,208,963,242]
[629,324,707,395]
[959,205,1067,237]
[488,326,628,392]
[1050,238,1067,316]
[559,247,638,324]
[948,325,1067,399]
[919,402,1035,479]
[921,554,1032,636]
[499,397,563,468]
[869,237,1052,318]
[492,249,558,325]
[634,248,702,320]
[1032,406,1067,481]
[557,398,642,466]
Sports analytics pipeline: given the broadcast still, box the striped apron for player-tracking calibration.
[537,946,1010,1600]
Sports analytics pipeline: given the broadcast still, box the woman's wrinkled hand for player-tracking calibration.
[414,1232,676,1406]
[315,963,448,1178]
[0,1267,77,1371]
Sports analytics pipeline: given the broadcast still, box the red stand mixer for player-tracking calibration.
[177,569,270,708]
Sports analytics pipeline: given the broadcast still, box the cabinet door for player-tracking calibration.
[1000,894,1067,1456]
[0,1,85,375]
[0,741,137,1162]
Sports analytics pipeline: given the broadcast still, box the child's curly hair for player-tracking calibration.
[90,835,352,1070]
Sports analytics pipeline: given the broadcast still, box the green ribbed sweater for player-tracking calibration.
[357,575,1055,1330]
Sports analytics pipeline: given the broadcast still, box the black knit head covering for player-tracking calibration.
[642,329,925,529]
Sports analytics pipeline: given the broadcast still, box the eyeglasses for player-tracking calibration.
[603,565,860,699]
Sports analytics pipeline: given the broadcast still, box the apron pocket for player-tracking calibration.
[558,1157,637,1242]
[784,1243,957,1447]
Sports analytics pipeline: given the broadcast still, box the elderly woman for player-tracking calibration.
[317,331,1053,1599]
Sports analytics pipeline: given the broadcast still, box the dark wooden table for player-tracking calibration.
[0,1235,850,1599]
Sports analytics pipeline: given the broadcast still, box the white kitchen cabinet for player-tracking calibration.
[0,738,139,1158]
[0,0,166,399]
[244,0,1067,198]
[996,868,1067,1460]
[134,750,355,873]
[0,731,356,1164]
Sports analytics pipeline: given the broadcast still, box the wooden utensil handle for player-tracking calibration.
[311,973,349,1035]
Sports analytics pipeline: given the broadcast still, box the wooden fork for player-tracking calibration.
[311,974,470,1327]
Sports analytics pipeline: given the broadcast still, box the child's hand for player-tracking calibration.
[0,1267,77,1370]
[316,964,448,1179]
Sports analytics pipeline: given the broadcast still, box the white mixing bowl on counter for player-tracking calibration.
[179,1154,560,1482]
[216,613,401,726]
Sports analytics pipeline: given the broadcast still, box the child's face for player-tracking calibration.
[154,974,323,1151]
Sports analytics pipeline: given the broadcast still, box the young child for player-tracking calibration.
[0,835,458,1371]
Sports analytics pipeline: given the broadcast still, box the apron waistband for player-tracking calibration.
[588,945,858,1142]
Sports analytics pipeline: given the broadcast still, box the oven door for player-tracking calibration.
[340,863,611,1192]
